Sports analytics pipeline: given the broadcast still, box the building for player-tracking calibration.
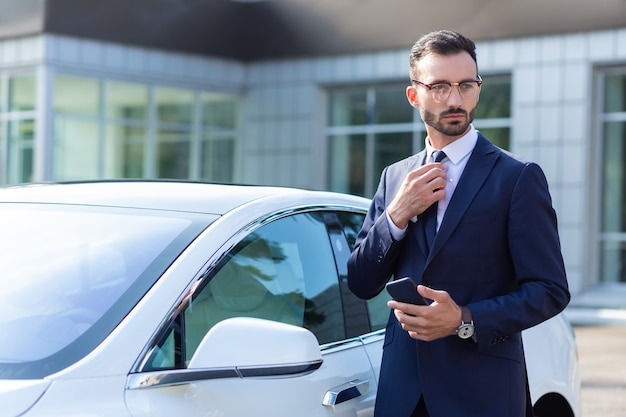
[2,0,626,304]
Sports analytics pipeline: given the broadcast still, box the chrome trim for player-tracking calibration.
[127,359,323,390]
[320,329,385,352]
[322,379,370,406]
[359,329,385,345]
[320,337,363,352]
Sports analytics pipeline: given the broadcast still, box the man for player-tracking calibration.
[347,30,570,417]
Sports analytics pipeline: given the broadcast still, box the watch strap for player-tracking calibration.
[460,306,473,325]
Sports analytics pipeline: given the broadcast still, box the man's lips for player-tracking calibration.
[443,113,466,121]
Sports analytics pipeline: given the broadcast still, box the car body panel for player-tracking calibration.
[523,314,581,416]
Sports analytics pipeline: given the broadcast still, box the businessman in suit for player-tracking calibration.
[347,30,570,417]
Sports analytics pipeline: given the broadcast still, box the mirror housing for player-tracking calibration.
[188,317,322,369]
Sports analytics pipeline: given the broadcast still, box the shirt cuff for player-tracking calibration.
[386,210,407,241]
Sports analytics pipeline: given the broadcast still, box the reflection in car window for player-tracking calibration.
[337,211,390,332]
[145,211,345,370]
[0,204,210,379]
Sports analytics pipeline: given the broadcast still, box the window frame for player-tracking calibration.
[325,74,513,198]
[139,205,378,372]
[595,66,626,285]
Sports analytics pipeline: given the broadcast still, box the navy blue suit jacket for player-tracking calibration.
[347,134,570,417]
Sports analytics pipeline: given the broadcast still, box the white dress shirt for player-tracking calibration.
[387,125,479,240]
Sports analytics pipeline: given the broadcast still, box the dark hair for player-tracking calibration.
[409,30,477,78]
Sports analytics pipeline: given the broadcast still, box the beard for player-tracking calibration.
[421,106,477,137]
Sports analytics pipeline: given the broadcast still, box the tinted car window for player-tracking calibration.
[337,211,390,332]
[144,211,345,370]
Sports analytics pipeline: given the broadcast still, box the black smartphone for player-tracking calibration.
[385,277,429,305]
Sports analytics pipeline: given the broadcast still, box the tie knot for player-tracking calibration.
[432,150,446,163]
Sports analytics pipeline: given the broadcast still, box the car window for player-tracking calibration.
[337,211,391,332]
[0,204,210,379]
[144,211,345,370]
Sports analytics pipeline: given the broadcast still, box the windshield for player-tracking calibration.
[0,204,212,379]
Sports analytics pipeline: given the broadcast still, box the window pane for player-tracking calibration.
[53,118,99,180]
[476,127,510,150]
[166,212,344,368]
[107,82,148,121]
[54,75,99,116]
[104,124,146,178]
[336,210,391,331]
[156,87,194,124]
[601,121,626,233]
[600,241,626,283]
[9,74,35,112]
[328,134,366,195]
[157,129,190,179]
[373,132,413,193]
[374,85,413,124]
[601,70,626,285]
[0,204,205,376]
[7,120,34,183]
[336,211,365,251]
[605,74,626,113]
[329,90,367,126]
[202,93,238,128]
[201,134,234,182]
[475,75,511,119]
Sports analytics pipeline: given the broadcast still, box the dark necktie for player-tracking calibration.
[423,150,446,252]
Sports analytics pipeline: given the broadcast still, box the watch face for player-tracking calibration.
[457,324,475,339]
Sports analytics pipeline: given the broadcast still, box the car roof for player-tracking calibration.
[0,181,369,215]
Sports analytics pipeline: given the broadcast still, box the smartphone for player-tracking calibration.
[385,277,429,305]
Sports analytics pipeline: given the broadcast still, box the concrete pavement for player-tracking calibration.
[564,285,626,416]
[574,325,626,417]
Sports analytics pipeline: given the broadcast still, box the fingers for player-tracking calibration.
[390,287,460,341]
[387,164,447,227]
[417,285,449,304]
[408,162,446,188]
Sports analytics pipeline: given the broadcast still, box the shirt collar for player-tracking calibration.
[425,125,478,165]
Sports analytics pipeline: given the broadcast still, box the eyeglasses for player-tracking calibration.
[411,75,482,102]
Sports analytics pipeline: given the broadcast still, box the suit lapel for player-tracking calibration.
[427,134,499,263]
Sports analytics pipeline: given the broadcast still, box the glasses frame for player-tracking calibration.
[411,75,483,102]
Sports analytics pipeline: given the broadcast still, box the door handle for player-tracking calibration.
[322,379,369,406]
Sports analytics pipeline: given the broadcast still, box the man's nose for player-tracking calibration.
[446,85,464,106]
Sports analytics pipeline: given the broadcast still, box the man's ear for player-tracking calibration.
[406,85,419,108]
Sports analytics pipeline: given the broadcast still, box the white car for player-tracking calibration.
[0,181,580,416]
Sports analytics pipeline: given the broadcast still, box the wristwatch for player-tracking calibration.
[456,306,475,340]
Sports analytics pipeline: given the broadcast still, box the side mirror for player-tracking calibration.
[188,317,323,376]
[127,318,324,390]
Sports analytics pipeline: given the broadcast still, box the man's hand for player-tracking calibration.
[387,163,446,230]
[388,285,462,341]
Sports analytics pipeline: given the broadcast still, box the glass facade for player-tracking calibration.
[327,75,512,197]
[105,81,149,179]
[0,72,239,185]
[2,74,36,184]
[600,71,626,283]
[201,93,238,182]
[53,75,100,180]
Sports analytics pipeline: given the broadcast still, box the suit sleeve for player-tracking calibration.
[469,162,570,351]
[347,166,406,300]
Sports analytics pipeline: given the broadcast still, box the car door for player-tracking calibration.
[125,209,377,417]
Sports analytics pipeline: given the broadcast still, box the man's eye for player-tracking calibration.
[460,82,475,90]
[431,84,449,92]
